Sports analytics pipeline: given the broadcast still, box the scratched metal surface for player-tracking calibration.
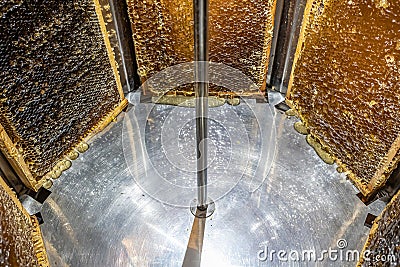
[40,92,384,267]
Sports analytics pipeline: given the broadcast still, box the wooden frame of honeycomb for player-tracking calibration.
[0,0,128,190]
[127,0,276,99]
[0,175,49,266]
[286,0,400,198]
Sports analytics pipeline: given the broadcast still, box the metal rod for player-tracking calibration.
[266,0,285,86]
[109,0,131,93]
[279,0,305,93]
[194,0,209,209]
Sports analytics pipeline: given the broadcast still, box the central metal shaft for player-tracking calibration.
[194,0,209,209]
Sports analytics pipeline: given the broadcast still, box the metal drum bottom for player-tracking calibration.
[40,92,384,267]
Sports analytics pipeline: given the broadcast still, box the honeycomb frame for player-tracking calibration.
[127,0,277,98]
[0,0,127,190]
[358,190,400,266]
[0,176,49,266]
[286,0,400,197]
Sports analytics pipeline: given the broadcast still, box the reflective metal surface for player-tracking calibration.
[268,0,307,93]
[41,92,384,266]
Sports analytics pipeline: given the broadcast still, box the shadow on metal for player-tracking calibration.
[182,209,207,267]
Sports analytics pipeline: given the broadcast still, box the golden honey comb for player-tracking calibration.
[0,0,126,189]
[0,176,49,266]
[127,0,276,96]
[358,190,400,267]
[286,0,400,197]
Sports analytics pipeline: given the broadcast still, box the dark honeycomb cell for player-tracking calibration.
[359,190,400,267]
[0,0,122,182]
[126,0,276,96]
[286,0,400,197]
